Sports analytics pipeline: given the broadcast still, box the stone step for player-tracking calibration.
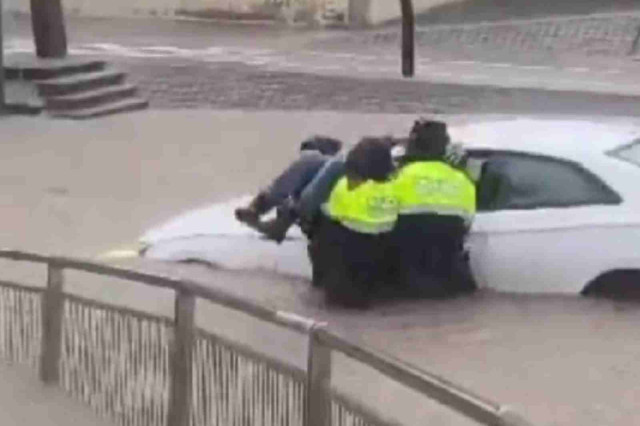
[46,84,138,111]
[37,70,126,97]
[4,101,44,116]
[50,97,149,119]
[5,59,106,81]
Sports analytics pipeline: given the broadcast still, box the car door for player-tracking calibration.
[467,151,622,293]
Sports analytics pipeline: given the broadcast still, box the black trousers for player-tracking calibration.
[308,217,394,309]
[391,214,476,297]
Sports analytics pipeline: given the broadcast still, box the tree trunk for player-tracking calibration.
[30,0,68,58]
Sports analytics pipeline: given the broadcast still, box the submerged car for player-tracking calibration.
[142,119,640,295]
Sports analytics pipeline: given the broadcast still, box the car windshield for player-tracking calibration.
[610,139,640,167]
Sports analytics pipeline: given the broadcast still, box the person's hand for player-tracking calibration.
[445,142,468,168]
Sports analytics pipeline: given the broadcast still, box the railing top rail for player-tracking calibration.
[0,249,315,334]
[316,328,519,426]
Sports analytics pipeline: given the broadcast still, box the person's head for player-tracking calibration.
[299,136,343,156]
[344,137,394,185]
[406,119,450,159]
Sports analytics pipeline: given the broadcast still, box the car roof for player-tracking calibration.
[450,119,640,160]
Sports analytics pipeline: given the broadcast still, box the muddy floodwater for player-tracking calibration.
[4,112,640,426]
[88,259,640,426]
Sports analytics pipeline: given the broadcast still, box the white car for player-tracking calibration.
[142,119,640,295]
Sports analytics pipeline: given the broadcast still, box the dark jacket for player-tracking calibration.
[308,214,395,309]
[392,156,476,296]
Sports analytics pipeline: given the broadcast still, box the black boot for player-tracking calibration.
[235,193,271,227]
[255,203,297,244]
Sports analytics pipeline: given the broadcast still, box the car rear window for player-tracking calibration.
[610,139,640,167]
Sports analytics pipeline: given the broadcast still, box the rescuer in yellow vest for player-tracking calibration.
[310,137,398,309]
[392,119,477,297]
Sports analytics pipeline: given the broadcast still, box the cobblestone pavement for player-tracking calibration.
[10,41,639,114]
[7,35,640,96]
[6,14,640,100]
[120,60,640,116]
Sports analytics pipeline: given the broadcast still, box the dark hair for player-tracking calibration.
[345,137,393,182]
[406,119,450,159]
[299,136,343,156]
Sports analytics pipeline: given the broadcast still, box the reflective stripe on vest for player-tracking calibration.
[325,177,398,235]
[393,161,476,218]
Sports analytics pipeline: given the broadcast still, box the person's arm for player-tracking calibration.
[445,142,470,170]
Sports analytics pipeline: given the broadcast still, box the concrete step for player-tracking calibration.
[46,84,138,111]
[4,80,45,115]
[50,97,149,119]
[37,70,126,97]
[5,59,106,81]
[4,101,45,115]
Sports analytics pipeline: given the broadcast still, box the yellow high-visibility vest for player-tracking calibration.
[324,177,398,234]
[393,161,476,220]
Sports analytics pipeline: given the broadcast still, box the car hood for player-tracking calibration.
[141,196,311,278]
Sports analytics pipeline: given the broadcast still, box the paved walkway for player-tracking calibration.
[0,363,111,426]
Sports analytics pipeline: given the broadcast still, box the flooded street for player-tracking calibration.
[351,293,640,426]
[105,259,640,426]
[3,110,640,426]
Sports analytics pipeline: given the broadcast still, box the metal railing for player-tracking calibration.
[0,249,532,426]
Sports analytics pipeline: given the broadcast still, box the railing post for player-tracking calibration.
[40,263,65,384]
[168,290,196,426]
[306,324,332,426]
[499,407,535,426]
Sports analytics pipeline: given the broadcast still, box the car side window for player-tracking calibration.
[477,153,621,211]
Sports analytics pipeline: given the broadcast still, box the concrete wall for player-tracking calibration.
[2,0,319,21]
[3,0,451,26]
[350,0,463,26]
[5,0,178,17]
